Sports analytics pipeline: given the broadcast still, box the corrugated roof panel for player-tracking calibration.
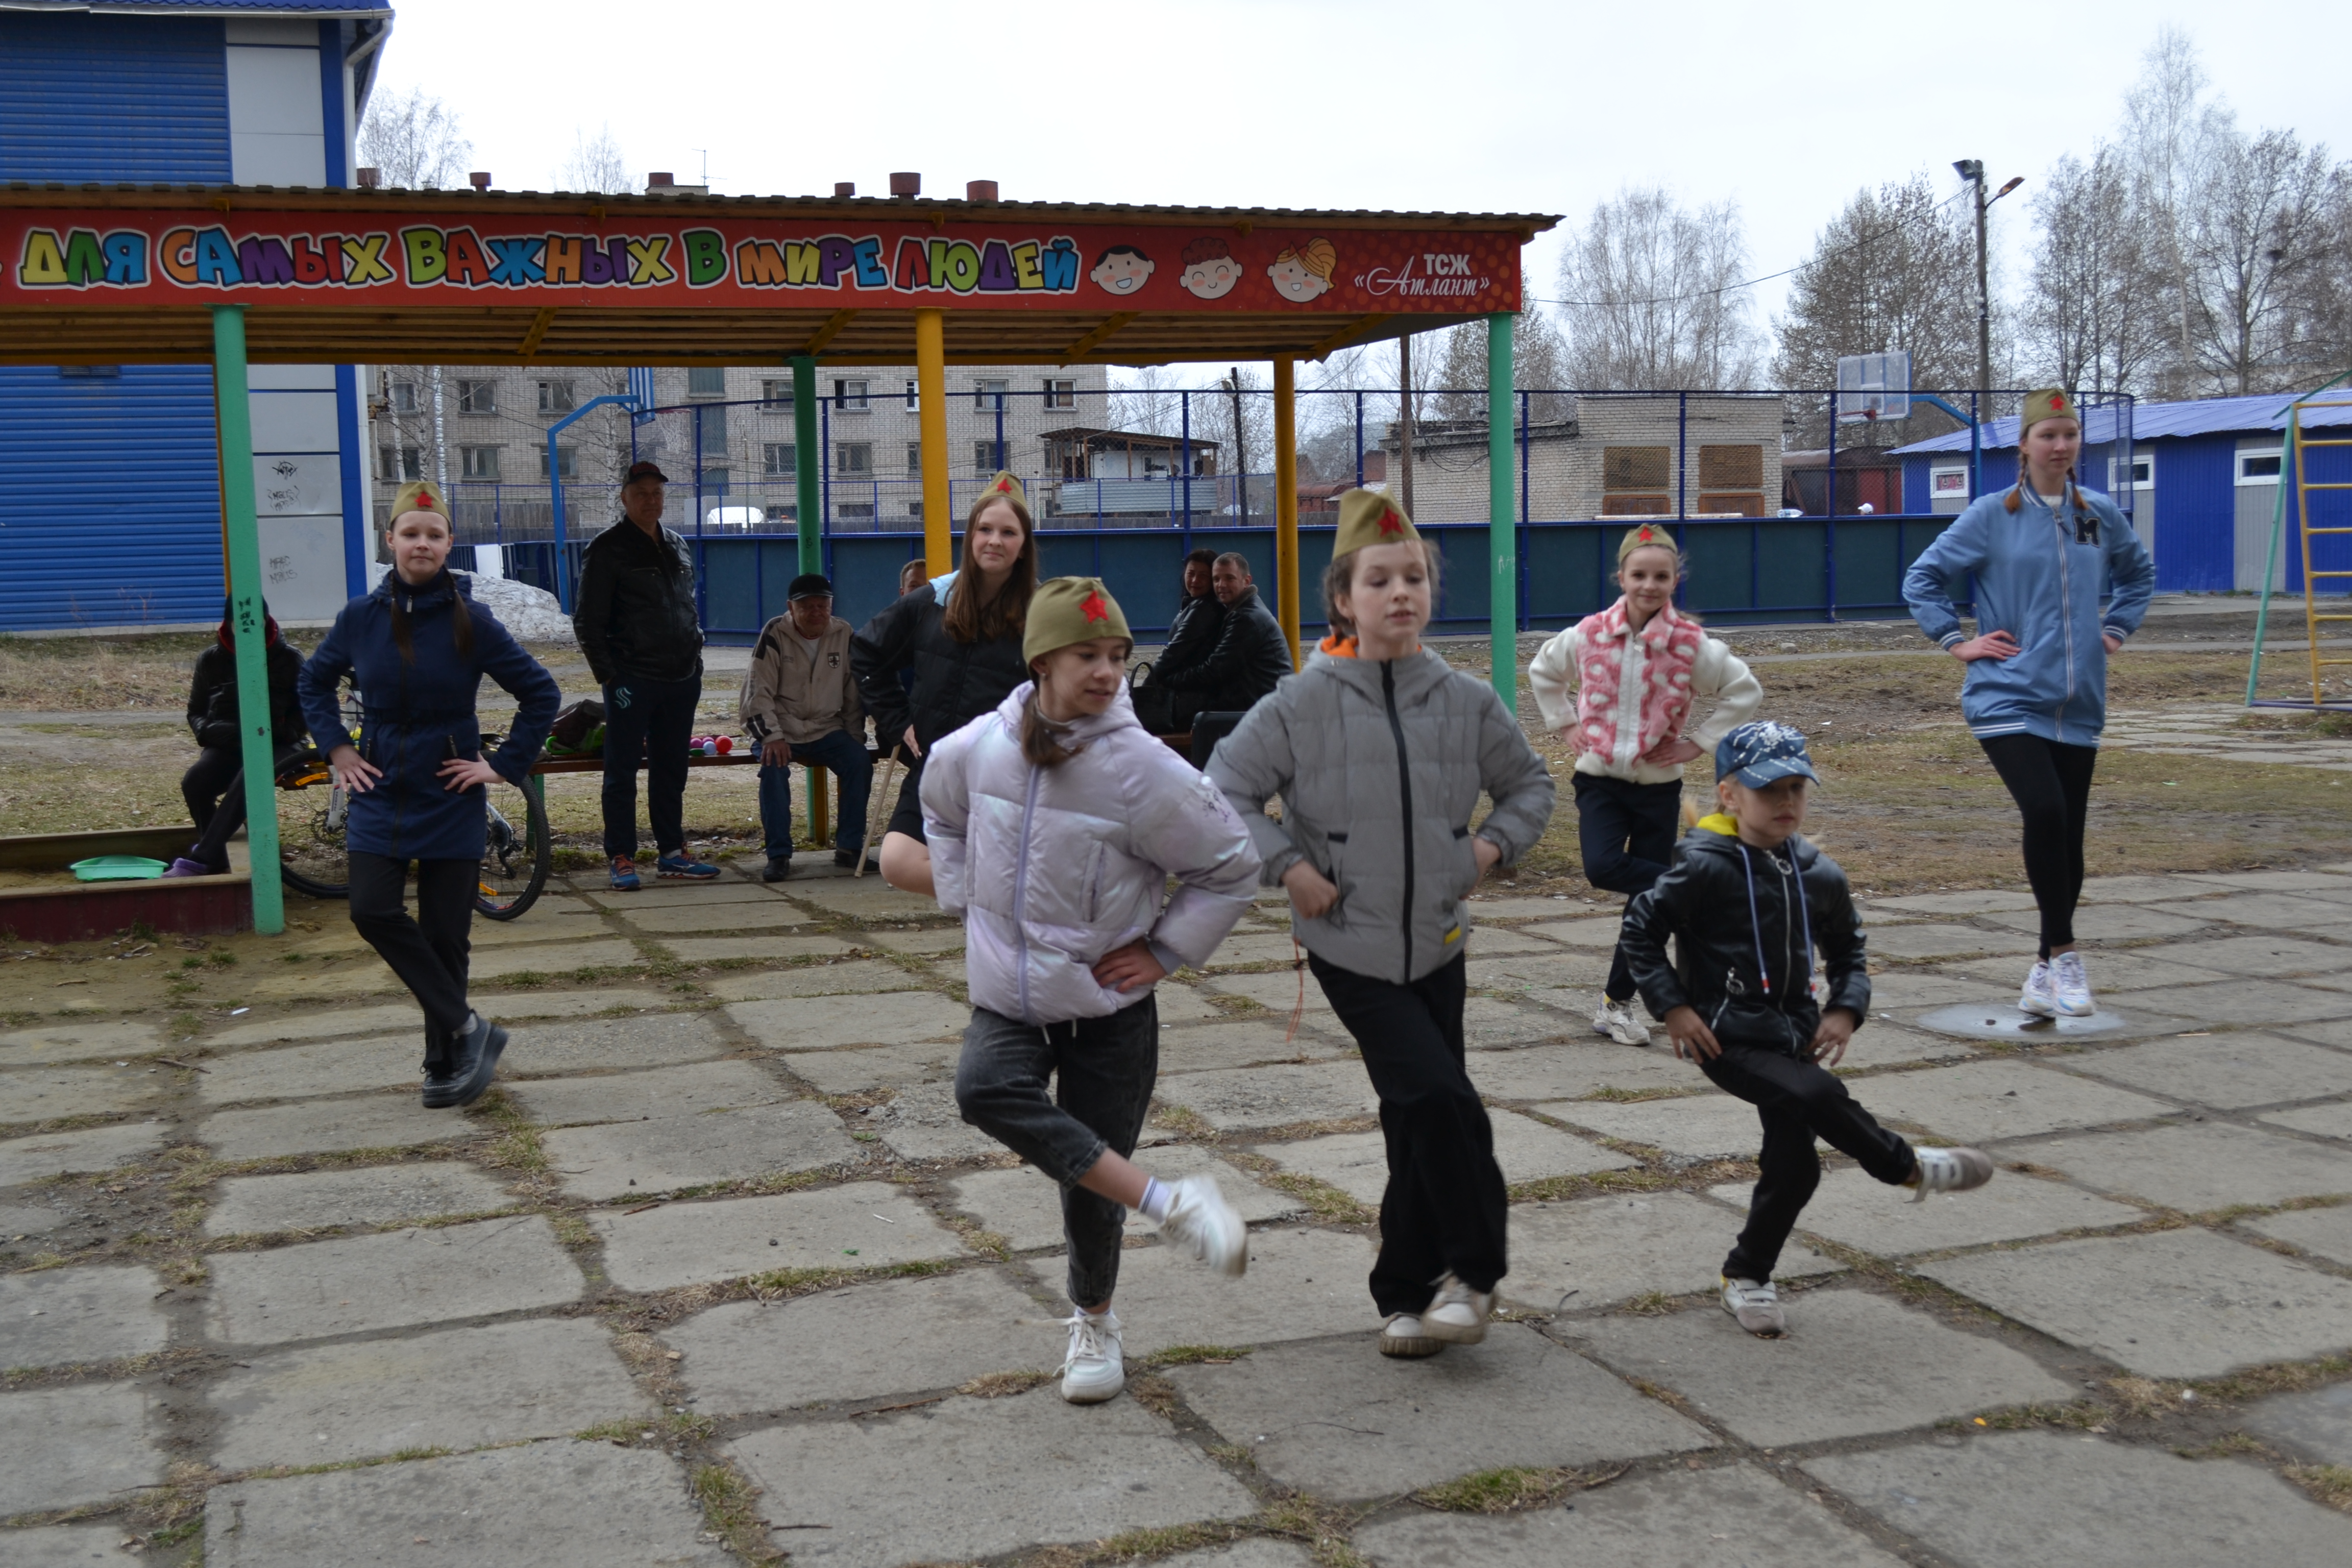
[0,364,225,632]
[1893,393,2352,455]
[0,12,232,183]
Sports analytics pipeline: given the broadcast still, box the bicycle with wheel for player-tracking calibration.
[273,682,552,919]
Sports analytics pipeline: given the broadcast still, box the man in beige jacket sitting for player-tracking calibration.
[741,573,871,880]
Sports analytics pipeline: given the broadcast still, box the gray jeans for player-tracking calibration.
[954,997,1159,1310]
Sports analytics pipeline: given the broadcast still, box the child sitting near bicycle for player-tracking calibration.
[163,599,308,878]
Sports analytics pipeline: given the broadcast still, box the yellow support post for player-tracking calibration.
[1273,356,1301,670]
[916,309,951,573]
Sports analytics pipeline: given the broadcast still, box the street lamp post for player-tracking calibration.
[1952,160,2025,398]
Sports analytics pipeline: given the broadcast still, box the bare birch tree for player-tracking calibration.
[2183,128,2343,394]
[1555,188,1762,389]
[357,87,472,190]
[1430,311,1573,422]
[2025,148,2167,393]
[558,125,632,194]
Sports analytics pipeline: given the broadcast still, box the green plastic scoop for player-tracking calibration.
[69,856,170,882]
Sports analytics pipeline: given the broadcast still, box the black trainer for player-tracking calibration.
[448,1011,509,1107]
[763,856,793,882]
[832,848,861,869]
[420,1025,464,1109]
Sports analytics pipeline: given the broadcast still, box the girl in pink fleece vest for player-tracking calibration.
[1527,525,1761,1045]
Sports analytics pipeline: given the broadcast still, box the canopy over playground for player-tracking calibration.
[0,183,1559,932]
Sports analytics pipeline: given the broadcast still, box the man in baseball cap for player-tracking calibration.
[741,571,870,878]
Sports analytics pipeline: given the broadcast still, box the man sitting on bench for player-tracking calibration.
[1153,552,1292,766]
[741,574,872,881]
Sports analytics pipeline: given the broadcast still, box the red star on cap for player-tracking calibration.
[418,494,434,508]
[2050,395,2066,410]
[1081,589,1110,622]
[995,476,1013,493]
[1637,526,1653,541]
[1378,507,1405,536]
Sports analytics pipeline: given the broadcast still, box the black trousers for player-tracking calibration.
[1311,952,1507,1316]
[600,671,701,860]
[181,746,245,872]
[348,851,479,1059]
[1574,772,1685,1000]
[954,997,1158,1310]
[1701,1037,1916,1283]
[1979,734,2098,958]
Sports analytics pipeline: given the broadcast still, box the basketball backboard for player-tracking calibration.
[1836,352,1911,423]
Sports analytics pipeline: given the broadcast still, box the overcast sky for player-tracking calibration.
[376,0,2352,371]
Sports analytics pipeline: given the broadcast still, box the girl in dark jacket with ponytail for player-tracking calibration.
[298,481,560,1108]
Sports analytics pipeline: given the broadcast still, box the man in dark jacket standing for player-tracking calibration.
[1159,553,1293,765]
[1135,548,1223,734]
[163,602,306,877]
[572,461,718,889]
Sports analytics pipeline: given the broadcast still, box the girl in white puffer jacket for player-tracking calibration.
[923,577,1262,1406]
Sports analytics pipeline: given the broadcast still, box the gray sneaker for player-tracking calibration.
[1722,1276,1785,1337]
[1909,1146,1994,1203]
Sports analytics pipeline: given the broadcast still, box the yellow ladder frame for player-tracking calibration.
[2292,398,2352,705]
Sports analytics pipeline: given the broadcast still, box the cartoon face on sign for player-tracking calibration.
[1089,245,1154,296]
[1178,236,1242,300]
[1266,238,1336,303]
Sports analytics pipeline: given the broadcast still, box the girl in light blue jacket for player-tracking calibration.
[1903,389,2154,1019]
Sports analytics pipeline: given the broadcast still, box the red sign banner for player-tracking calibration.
[2,210,1523,314]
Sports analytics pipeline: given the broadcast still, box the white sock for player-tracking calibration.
[1137,1177,1174,1224]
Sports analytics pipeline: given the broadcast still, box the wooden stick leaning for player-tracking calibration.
[856,750,901,878]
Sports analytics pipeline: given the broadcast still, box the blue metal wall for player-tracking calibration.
[2155,434,2237,593]
[0,12,233,633]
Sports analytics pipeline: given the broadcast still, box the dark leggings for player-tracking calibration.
[181,747,245,872]
[1574,772,1686,1000]
[349,852,479,1061]
[1978,734,2097,959]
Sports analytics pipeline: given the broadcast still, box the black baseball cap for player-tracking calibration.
[623,460,669,485]
[786,573,834,601]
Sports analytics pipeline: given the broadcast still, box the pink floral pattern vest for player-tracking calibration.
[1569,601,1703,767]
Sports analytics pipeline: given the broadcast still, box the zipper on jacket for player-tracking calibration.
[1381,661,1415,978]
[1012,761,1042,1023]
[2051,499,2076,743]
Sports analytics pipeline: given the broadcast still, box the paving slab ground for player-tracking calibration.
[1920,1227,2352,1379]
[1466,1042,1695,1101]
[1354,1460,1909,1568]
[776,880,945,920]
[1715,1167,2145,1257]
[1978,904,2210,941]
[659,934,861,962]
[1501,1193,1843,1313]
[1261,1111,1632,1206]
[726,1386,1258,1567]
[208,1318,651,1470]
[1537,1091,1765,1159]
[1156,1061,1380,1132]
[2244,1203,2352,1266]
[202,1439,730,1568]
[1462,997,1580,1047]
[590,1182,967,1293]
[206,1216,584,1345]
[194,1035,418,1104]
[616,902,817,935]
[869,1080,1002,1162]
[2143,977,2352,1026]
[495,1012,732,1074]
[1024,1226,1375,1353]
[0,1065,164,1124]
[2243,1378,2352,1465]
[505,1059,793,1128]
[0,1382,158,1517]
[1167,1321,1709,1501]
[586,880,784,910]
[1866,923,2041,961]
[1998,1119,2352,1211]
[207,1005,425,1046]
[949,1147,1298,1252]
[199,1094,477,1161]
[2059,1032,2352,1108]
[2127,933,2352,979]
[468,988,675,1021]
[1840,1059,2173,1142]
[0,1524,142,1563]
[860,928,966,956]
[1469,952,1616,994]
[665,1267,1050,1414]
[778,1036,961,1093]
[1157,1543,1314,1568]
[0,1264,166,1368]
[207,1162,516,1236]
[2151,894,2352,936]
[468,939,643,978]
[0,1120,165,1186]
[1872,889,2042,915]
[0,1200,63,1235]
[0,1019,160,1064]
[542,1099,864,1200]
[1516,917,1623,946]
[2281,1016,2352,1051]
[726,989,970,1050]
[1158,1020,1353,1074]
[1804,1430,2352,1568]
[705,959,925,1002]
[1567,1288,2074,1446]
[1945,949,2231,993]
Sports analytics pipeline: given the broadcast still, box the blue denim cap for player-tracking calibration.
[1716,721,1821,788]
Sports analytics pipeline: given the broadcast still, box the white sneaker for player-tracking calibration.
[1379,1312,1443,1358]
[1908,1146,1994,1203]
[1594,996,1650,1046]
[2018,961,2057,1018]
[1721,1276,1785,1337]
[1057,1308,1124,1404]
[1158,1175,1248,1277]
[1421,1273,1493,1344]
[2050,951,2095,1017]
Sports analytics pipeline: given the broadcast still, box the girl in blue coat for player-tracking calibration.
[299,481,561,1107]
[1903,389,2154,1019]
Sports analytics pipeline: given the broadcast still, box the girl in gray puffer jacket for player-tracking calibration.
[925,578,1262,1406]
[1208,492,1555,1360]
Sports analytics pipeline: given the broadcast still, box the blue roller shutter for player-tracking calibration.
[0,14,232,182]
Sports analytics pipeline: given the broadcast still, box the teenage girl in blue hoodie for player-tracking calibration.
[1903,390,2154,1019]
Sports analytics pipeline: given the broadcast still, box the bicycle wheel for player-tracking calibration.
[274,761,352,899]
[475,775,551,920]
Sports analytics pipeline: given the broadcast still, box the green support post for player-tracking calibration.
[212,305,284,934]
[1486,312,1517,714]
[793,354,821,576]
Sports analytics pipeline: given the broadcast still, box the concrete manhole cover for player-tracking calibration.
[1915,1004,2136,1042]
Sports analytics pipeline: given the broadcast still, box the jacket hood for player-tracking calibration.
[988,680,1142,745]
[369,569,471,611]
[1680,822,1821,869]
[1302,643,1452,700]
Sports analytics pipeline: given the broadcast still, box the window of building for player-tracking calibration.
[1694,445,1767,516]
[973,440,1002,475]
[834,378,869,412]
[687,367,727,398]
[455,379,497,415]
[2237,449,2283,485]
[460,445,501,480]
[905,379,920,410]
[763,443,797,478]
[1929,466,1971,502]
[1043,377,1075,410]
[389,381,419,413]
[906,442,922,477]
[699,468,729,492]
[1599,445,1672,516]
[837,442,873,475]
[540,444,577,481]
[907,500,923,520]
[377,445,423,481]
[536,380,576,414]
[694,404,728,457]
[2108,453,2154,491]
[836,502,876,522]
[973,378,1008,411]
[760,378,794,409]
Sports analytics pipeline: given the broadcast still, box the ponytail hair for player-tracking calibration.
[388,569,475,665]
[1019,687,1087,768]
